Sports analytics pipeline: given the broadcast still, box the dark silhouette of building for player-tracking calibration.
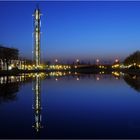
[0,45,19,70]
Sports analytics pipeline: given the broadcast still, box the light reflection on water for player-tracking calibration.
[0,72,140,138]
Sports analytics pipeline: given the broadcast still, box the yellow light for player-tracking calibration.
[112,71,120,77]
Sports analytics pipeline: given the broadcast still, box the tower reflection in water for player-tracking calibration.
[0,72,139,136]
[32,74,43,133]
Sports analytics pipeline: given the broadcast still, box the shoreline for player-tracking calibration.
[0,68,139,76]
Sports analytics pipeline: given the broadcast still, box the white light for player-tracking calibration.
[76,78,79,81]
[8,66,12,70]
[96,59,99,63]
[76,59,79,62]
[115,59,119,63]
[55,59,58,63]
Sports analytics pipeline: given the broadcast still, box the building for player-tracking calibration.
[0,45,19,70]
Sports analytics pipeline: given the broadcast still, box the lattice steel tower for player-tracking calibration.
[33,6,41,67]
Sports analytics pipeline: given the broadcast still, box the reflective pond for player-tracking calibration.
[0,72,140,139]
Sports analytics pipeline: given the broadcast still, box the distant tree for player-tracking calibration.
[25,59,33,65]
[123,50,140,66]
[123,74,140,92]
[0,77,19,103]
[45,61,51,66]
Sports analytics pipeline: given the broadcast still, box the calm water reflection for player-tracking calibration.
[0,72,140,138]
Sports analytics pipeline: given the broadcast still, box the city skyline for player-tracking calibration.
[0,1,140,62]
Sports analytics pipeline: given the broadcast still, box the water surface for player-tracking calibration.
[0,72,140,139]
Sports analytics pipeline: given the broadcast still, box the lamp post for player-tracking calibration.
[76,59,80,65]
[96,59,99,67]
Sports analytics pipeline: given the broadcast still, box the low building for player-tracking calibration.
[0,45,19,70]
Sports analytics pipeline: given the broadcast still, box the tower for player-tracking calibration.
[33,6,41,67]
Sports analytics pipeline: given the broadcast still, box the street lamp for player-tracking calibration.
[76,59,79,63]
[55,59,58,63]
[115,59,119,63]
[96,59,99,67]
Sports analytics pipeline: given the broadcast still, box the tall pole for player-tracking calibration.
[33,6,41,67]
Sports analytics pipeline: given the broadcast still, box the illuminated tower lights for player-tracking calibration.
[33,6,42,68]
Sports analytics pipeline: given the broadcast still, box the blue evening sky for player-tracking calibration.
[0,1,140,62]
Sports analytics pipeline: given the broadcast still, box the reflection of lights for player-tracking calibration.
[112,71,120,77]
[132,75,136,79]
[75,72,77,75]
[120,72,125,76]
[76,77,79,81]
[96,77,100,81]
[32,74,42,133]
[100,71,104,74]
[55,78,58,81]
[0,77,4,84]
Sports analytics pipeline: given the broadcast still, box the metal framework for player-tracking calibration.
[33,6,41,67]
